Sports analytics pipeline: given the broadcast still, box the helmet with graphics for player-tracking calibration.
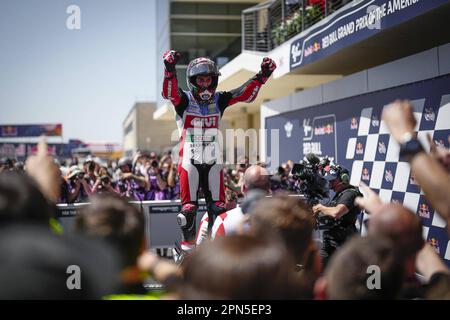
[186,57,221,101]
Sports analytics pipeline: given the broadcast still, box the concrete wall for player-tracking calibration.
[136,103,178,154]
[260,43,450,161]
[123,102,178,157]
[122,108,137,157]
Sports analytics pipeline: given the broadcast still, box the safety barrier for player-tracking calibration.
[57,194,319,250]
[57,199,209,249]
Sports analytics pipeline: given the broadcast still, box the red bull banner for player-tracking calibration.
[0,124,62,138]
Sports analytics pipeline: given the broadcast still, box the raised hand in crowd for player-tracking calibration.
[382,100,450,226]
[25,136,60,203]
[166,161,176,188]
[137,250,181,289]
[121,171,147,188]
[354,181,383,215]
[415,243,450,283]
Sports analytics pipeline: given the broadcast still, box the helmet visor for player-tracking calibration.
[187,62,220,78]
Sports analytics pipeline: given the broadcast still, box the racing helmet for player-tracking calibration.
[186,57,221,101]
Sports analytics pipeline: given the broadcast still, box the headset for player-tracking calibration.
[330,164,350,184]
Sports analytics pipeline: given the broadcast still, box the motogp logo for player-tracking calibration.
[303,118,312,138]
[291,42,302,63]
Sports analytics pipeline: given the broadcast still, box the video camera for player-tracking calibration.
[291,153,337,230]
[291,153,329,202]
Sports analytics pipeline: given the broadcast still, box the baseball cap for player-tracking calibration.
[323,167,340,181]
[67,166,82,179]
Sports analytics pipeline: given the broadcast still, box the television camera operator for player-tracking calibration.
[311,164,362,267]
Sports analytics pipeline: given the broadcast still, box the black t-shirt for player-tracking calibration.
[329,185,362,229]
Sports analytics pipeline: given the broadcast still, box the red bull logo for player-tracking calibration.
[356,142,364,155]
[314,124,333,135]
[429,238,440,254]
[418,203,430,219]
[304,42,321,58]
[361,168,370,181]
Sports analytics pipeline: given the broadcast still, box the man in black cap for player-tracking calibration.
[312,164,362,267]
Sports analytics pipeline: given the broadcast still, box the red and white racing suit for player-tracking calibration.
[162,66,270,248]
[196,207,245,246]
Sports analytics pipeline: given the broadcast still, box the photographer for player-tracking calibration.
[270,165,290,193]
[83,157,98,188]
[115,157,147,201]
[312,165,361,267]
[160,155,179,200]
[92,167,117,196]
[67,166,92,203]
[143,158,169,200]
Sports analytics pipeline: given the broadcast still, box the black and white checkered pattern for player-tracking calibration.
[347,96,450,264]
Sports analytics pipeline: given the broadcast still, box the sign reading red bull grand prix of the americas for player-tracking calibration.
[290,0,449,71]
[0,124,63,138]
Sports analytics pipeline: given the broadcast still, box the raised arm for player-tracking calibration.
[382,100,450,223]
[219,57,277,109]
[161,50,188,110]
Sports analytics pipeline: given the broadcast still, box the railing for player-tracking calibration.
[242,0,351,52]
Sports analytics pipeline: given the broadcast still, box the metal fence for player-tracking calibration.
[242,0,351,52]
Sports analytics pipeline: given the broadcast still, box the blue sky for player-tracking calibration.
[0,0,158,144]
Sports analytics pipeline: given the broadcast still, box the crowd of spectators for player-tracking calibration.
[0,100,449,300]
[1,147,300,205]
